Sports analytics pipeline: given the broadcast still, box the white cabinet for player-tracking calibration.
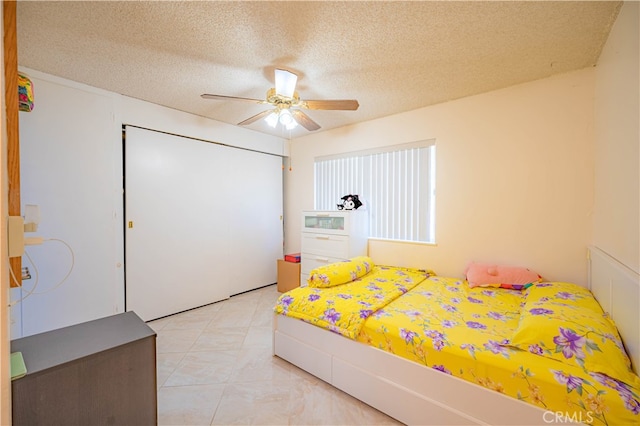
[301,210,369,283]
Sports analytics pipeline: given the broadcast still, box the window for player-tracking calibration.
[314,140,436,243]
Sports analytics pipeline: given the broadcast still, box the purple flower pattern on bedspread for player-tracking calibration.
[323,308,341,324]
[274,265,432,339]
[590,372,640,415]
[554,327,588,360]
[530,307,554,315]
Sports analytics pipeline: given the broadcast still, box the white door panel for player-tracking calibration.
[226,147,283,295]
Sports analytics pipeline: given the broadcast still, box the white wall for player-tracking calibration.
[14,75,121,338]
[12,68,285,337]
[593,1,639,274]
[285,69,596,284]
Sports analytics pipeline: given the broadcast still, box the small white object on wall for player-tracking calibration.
[23,204,41,232]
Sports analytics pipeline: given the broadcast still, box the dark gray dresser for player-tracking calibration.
[11,311,157,426]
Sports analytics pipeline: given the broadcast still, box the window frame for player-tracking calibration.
[313,140,436,244]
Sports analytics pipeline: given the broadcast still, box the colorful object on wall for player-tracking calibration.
[18,73,34,112]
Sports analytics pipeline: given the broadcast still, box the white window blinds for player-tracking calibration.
[314,142,436,243]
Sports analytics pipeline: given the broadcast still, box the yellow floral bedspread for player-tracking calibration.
[274,265,431,339]
[275,272,640,425]
[358,276,640,426]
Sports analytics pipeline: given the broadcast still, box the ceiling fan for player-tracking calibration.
[201,69,359,131]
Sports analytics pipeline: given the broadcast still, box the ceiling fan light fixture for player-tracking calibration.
[275,69,297,99]
[265,111,279,128]
[285,119,298,131]
[263,109,298,130]
[278,109,297,130]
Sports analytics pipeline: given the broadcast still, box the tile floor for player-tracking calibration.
[148,284,402,425]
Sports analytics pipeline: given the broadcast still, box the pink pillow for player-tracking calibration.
[465,262,541,289]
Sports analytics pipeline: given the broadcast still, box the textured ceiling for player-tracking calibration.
[16,1,621,139]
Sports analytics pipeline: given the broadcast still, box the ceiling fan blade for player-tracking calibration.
[291,110,321,131]
[274,69,298,98]
[302,99,359,111]
[238,109,274,126]
[201,93,265,104]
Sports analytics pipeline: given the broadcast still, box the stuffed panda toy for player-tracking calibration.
[337,194,363,210]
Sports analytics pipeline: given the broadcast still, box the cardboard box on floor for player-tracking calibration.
[277,259,301,292]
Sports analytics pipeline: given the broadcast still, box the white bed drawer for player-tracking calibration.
[301,233,349,257]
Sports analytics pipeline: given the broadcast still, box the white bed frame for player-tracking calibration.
[273,246,640,425]
[587,246,640,374]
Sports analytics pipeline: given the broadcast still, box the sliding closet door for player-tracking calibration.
[124,126,282,321]
[226,147,283,295]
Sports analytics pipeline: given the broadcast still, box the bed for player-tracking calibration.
[272,247,640,425]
